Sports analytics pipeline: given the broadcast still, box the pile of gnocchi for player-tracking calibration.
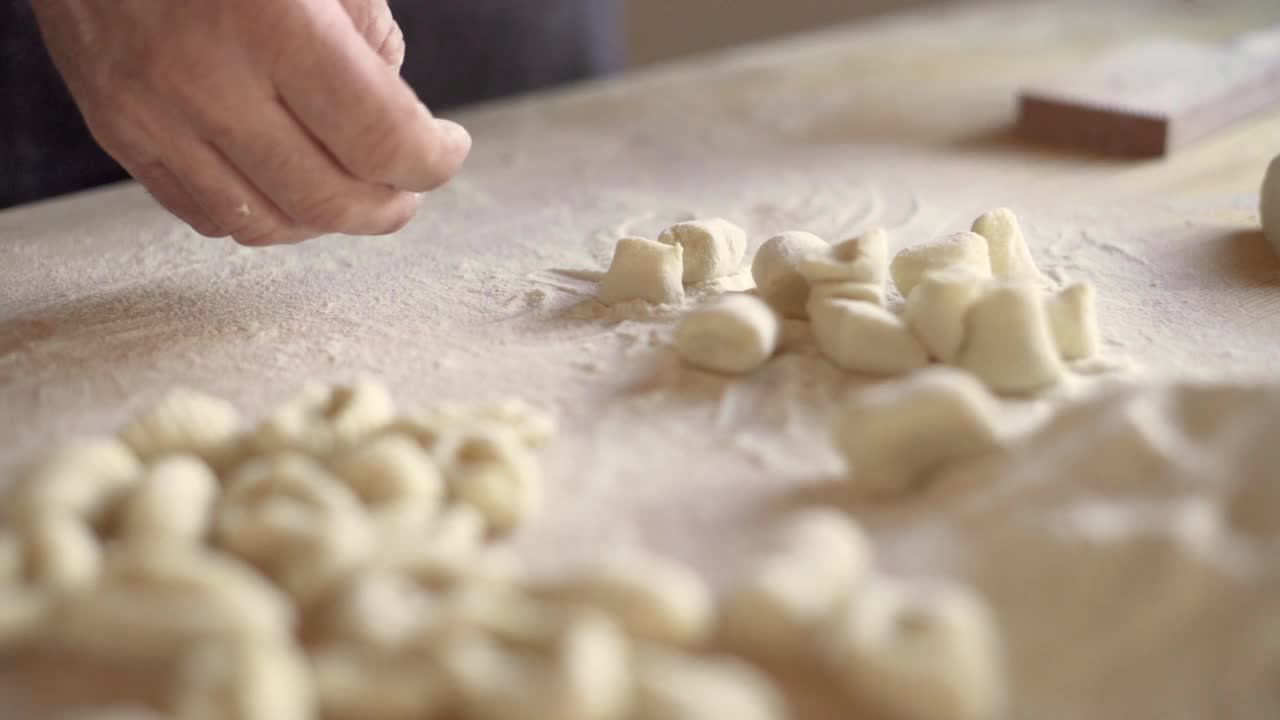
[597,208,1102,396]
[0,381,1007,720]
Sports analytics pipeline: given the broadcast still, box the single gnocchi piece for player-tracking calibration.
[119,455,219,544]
[119,388,242,464]
[312,649,452,720]
[216,453,374,601]
[809,298,930,375]
[834,368,1001,494]
[1264,154,1280,256]
[674,294,780,375]
[21,509,102,592]
[598,236,686,306]
[798,227,889,287]
[890,232,992,298]
[8,437,141,524]
[57,707,171,720]
[970,208,1044,283]
[401,399,557,450]
[331,433,445,525]
[1045,281,1101,361]
[0,531,21,583]
[657,219,749,283]
[751,231,831,319]
[903,267,986,363]
[632,646,786,720]
[957,283,1065,394]
[441,610,633,720]
[721,508,874,659]
[175,638,315,720]
[822,579,1007,720]
[433,427,542,535]
[314,569,436,652]
[52,547,294,663]
[548,549,714,648]
[254,379,396,457]
[0,585,53,651]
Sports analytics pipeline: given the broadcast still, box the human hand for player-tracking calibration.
[32,0,471,245]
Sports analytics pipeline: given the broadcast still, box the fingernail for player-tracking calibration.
[436,118,473,158]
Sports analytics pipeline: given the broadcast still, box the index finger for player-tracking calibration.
[272,5,471,192]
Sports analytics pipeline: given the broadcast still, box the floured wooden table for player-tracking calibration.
[2,1,1279,718]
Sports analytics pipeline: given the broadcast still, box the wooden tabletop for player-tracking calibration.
[2,1,1279,718]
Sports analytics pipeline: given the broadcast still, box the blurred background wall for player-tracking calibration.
[626,0,933,66]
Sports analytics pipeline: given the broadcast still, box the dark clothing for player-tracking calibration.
[0,0,623,210]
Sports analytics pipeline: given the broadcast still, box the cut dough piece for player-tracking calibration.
[633,646,785,720]
[904,267,986,363]
[1265,155,1280,256]
[751,231,830,319]
[255,380,396,457]
[823,579,1007,720]
[958,283,1065,395]
[657,219,748,283]
[890,232,991,298]
[120,455,219,544]
[549,549,714,647]
[176,638,314,720]
[834,367,1001,494]
[120,388,241,464]
[1045,281,1101,360]
[722,508,873,659]
[798,227,889,287]
[598,237,685,306]
[674,294,780,375]
[8,437,141,524]
[808,281,885,306]
[809,299,930,375]
[971,208,1044,283]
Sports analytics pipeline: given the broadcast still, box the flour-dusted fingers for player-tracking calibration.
[272,5,471,192]
[203,97,422,237]
[117,156,226,239]
[167,138,315,247]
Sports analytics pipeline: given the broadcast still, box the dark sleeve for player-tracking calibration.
[392,0,625,110]
[0,1,128,210]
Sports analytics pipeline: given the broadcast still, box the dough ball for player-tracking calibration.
[751,231,830,319]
